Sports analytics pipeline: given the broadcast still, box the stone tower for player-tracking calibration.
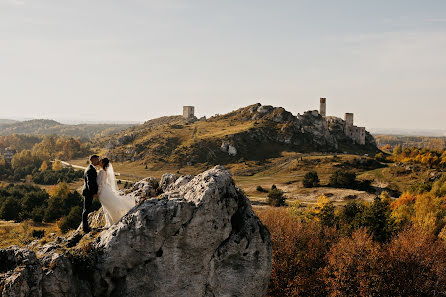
[344,113,354,140]
[344,113,354,127]
[183,106,195,119]
[343,113,366,145]
[320,98,326,117]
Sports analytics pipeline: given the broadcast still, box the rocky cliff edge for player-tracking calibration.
[0,166,272,297]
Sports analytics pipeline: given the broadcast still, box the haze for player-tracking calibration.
[0,0,445,130]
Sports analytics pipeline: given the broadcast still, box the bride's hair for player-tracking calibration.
[102,157,110,170]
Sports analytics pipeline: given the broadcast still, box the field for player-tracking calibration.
[0,148,437,249]
[0,220,60,248]
[69,152,424,207]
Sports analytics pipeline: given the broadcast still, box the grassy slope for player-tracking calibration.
[0,220,60,248]
[70,152,418,207]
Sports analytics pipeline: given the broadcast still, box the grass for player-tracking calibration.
[67,152,434,209]
[0,220,61,249]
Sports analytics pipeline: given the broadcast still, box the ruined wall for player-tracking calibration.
[320,98,326,117]
[183,106,195,119]
[343,113,365,145]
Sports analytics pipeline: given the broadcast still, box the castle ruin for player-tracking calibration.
[320,98,326,117]
[319,99,366,145]
[183,106,195,119]
[344,113,366,145]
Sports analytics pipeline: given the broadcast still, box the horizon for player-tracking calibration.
[1,0,445,130]
[2,105,446,137]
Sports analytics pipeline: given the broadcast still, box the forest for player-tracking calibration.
[258,177,446,296]
[0,135,87,184]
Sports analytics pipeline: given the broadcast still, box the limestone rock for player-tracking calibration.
[125,177,159,203]
[0,166,271,297]
[158,173,179,192]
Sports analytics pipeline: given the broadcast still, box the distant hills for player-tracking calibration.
[0,119,18,125]
[0,119,134,140]
[99,104,378,166]
[371,128,446,137]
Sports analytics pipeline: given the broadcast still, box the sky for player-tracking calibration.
[0,0,445,129]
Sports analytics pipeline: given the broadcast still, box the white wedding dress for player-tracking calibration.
[97,164,136,228]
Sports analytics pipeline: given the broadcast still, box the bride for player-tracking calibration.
[97,157,136,227]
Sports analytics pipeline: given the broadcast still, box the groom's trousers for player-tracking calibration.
[82,194,93,232]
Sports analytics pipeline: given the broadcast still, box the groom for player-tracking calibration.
[82,155,100,233]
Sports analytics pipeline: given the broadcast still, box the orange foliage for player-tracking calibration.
[256,207,336,296]
[257,207,446,296]
[381,228,446,296]
[390,192,416,210]
[324,229,382,297]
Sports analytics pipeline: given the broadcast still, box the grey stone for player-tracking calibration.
[0,166,271,297]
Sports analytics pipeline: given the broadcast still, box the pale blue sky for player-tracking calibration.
[0,0,445,129]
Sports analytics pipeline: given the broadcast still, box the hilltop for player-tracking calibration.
[98,103,378,166]
[0,119,134,140]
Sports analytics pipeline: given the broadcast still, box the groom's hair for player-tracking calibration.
[90,154,99,161]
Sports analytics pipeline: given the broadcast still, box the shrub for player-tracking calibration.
[267,188,286,207]
[375,152,386,162]
[329,170,357,189]
[0,197,21,221]
[32,229,45,239]
[303,171,320,188]
[256,185,268,193]
[58,206,82,233]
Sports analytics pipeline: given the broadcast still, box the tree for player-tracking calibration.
[375,152,386,162]
[49,182,71,199]
[339,201,366,235]
[58,206,82,233]
[431,176,446,198]
[0,157,6,169]
[21,191,46,222]
[329,170,357,189]
[393,145,402,156]
[303,171,320,188]
[324,229,382,297]
[0,196,21,221]
[267,188,286,207]
[313,195,335,227]
[45,182,78,222]
[380,227,446,296]
[39,161,48,171]
[363,196,394,243]
[52,160,63,171]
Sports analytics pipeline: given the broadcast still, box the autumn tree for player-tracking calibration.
[380,227,446,296]
[324,229,383,297]
[314,195,335,227]
[51,160,63,171]
[39,161,48,171]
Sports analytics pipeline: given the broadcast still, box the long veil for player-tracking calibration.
[106,163,119,194]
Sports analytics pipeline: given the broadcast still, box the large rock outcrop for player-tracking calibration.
[0,166,272,297]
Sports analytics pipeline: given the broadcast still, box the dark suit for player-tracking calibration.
[82,164,98,232]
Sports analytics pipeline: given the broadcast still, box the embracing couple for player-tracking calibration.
[82,155,136,233]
